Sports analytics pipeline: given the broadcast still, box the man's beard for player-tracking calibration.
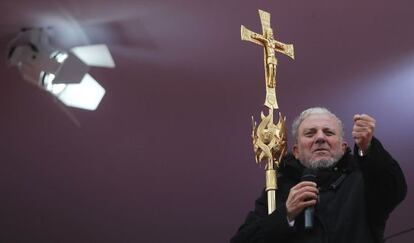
[302,151,345,169]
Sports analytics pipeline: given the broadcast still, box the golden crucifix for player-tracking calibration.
[241,9,294,214]
[241,10,294,110]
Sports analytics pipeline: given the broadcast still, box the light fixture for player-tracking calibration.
[7,28,115,111]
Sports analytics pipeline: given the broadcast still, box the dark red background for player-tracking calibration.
[0,0,412,242]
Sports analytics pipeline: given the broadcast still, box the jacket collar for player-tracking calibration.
[278,147,356,187]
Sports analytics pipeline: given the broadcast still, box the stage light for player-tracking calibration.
[7,28,115,110]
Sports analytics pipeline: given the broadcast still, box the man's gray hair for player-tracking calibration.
[291,107,345,142]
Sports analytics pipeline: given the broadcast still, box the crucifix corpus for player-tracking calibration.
[241,9,294,214]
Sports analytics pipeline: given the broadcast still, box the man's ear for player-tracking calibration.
[341,141,348,152]
[293,144,299,159]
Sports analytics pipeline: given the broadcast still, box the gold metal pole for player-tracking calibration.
[266,167,277,214]
[242,10,294,214]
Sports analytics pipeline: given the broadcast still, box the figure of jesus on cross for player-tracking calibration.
[241,10,294,110]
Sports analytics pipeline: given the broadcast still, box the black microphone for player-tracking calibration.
[301,168,318,230]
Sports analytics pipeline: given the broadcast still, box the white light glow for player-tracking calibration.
[42,72,55,91]
[8,28,115,112]
[51,51,69,63]
[71,44,115,68]
[42,72,67,95]
[56,74,105,110]
[51,84,67,95]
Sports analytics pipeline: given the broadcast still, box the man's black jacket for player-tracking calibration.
[230,138,407,243]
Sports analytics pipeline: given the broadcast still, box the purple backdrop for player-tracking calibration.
[0,0,412,242]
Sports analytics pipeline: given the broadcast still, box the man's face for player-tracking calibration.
[293,113,347,168]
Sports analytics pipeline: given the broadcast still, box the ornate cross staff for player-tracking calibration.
[241,9,294,214]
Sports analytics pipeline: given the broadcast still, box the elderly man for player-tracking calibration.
[231,107,406,243]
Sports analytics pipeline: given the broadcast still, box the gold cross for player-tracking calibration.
[241,9,294,109]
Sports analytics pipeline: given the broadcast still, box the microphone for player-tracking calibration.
[301,168,318,230]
